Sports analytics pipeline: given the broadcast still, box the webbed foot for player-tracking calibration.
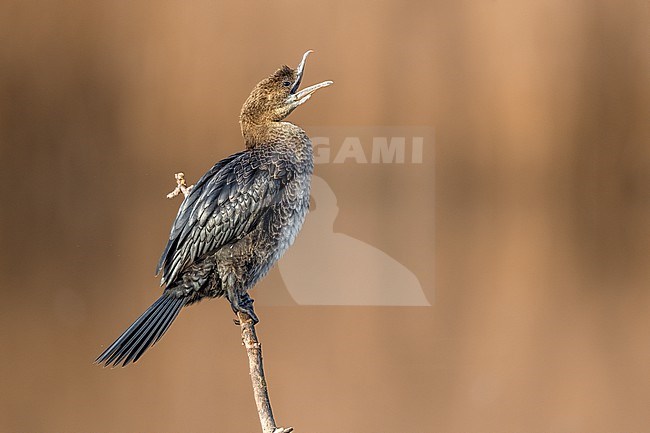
[228,291,259,324]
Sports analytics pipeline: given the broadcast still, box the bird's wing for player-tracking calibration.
[156,150,284,286]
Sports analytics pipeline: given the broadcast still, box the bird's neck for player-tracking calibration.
[240,120,304,149]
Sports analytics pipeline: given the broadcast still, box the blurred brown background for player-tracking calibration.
[1,1,649,432]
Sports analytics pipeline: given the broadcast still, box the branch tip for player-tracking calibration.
[166,172,194,199]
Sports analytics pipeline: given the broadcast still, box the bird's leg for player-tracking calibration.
[224,272,260,324]
[166,172,194,199]
[228,289,259,325]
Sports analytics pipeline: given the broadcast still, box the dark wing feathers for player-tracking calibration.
[156,150,282,286]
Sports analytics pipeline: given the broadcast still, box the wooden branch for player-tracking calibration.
[237,312,293,433]
[166,172,193,199]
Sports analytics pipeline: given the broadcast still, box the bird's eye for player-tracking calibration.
[283,81,291,87]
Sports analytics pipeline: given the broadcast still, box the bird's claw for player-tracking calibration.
[230,293,259,325]
[273,428,293,433]
[245,308,260,325]
[235,308,259,325]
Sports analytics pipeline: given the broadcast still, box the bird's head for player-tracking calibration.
[240,50,333,128]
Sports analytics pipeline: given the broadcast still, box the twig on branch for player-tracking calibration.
[166,172,193,199]
[238,312,293,433]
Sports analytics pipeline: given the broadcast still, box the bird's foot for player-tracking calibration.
[166,172,194,199]
[242,301,259,324]
[273,428,294,433]
[245,308,259,325]
[227,287,259,325]
[233,312,258,326]
[235,305,259,325]
[229,290,260,324]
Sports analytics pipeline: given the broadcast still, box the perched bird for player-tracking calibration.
[96,51,332,367]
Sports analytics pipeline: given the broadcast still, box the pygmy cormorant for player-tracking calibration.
[96,51,332,367]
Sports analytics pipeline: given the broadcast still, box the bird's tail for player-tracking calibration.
[95,295,186,368]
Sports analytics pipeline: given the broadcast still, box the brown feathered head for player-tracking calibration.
[240,50,333,125]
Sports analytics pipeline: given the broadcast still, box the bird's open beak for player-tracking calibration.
[287,50,333,108]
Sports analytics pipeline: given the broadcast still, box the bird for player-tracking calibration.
[96,51,332,368]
